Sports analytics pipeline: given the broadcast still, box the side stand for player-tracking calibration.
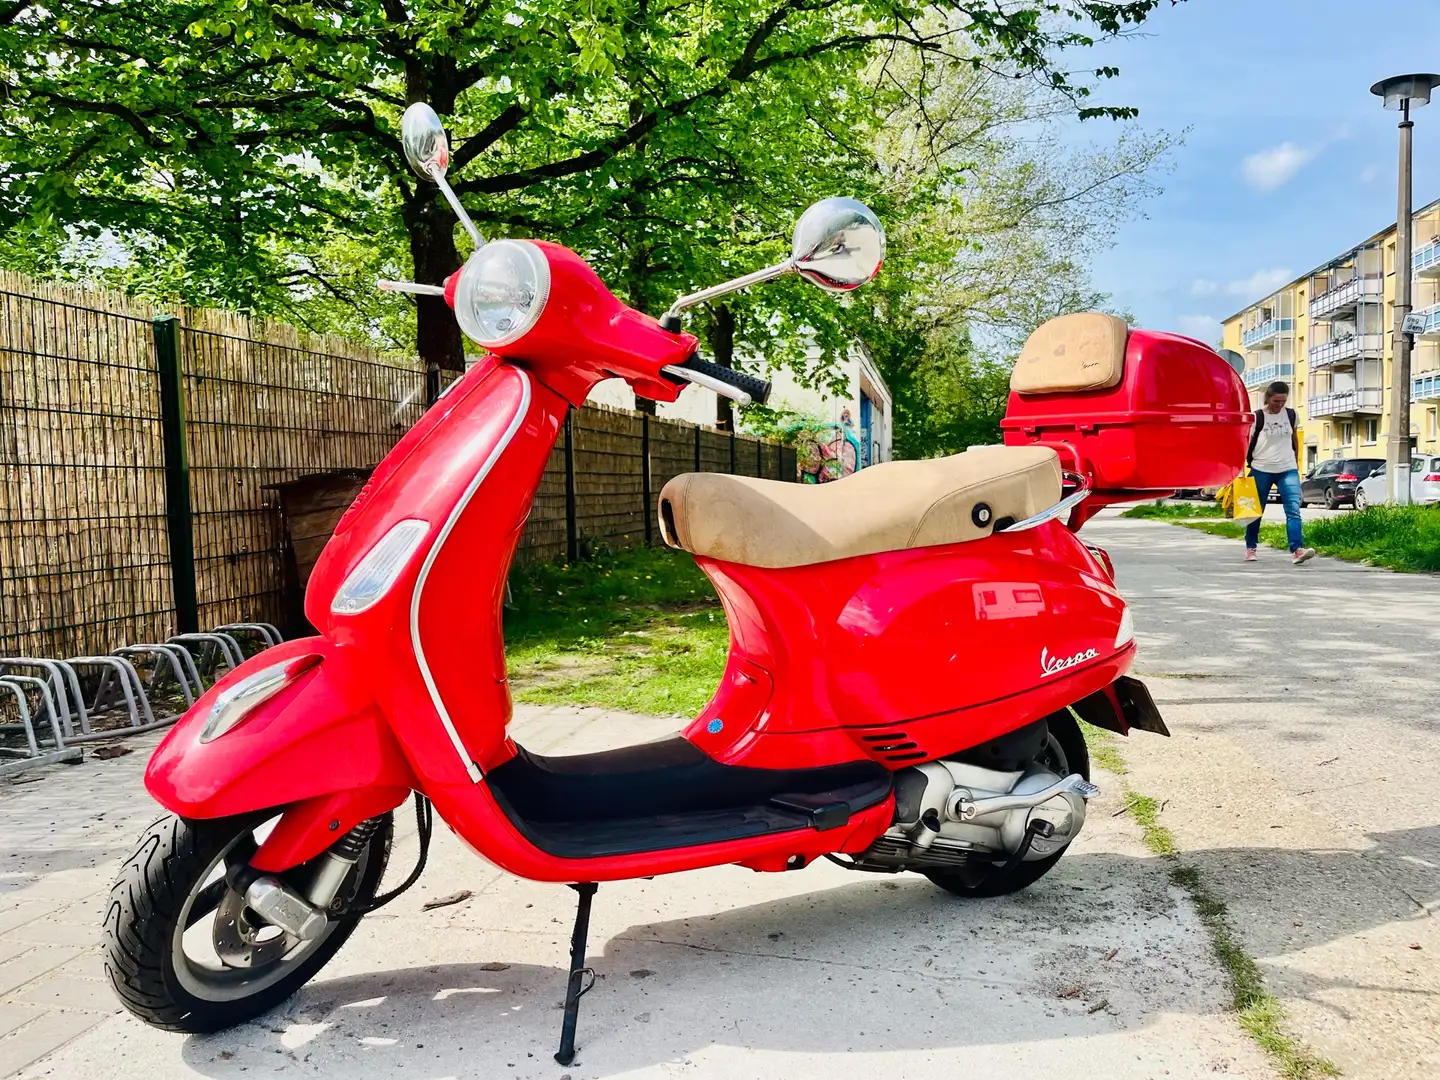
[555,882,598,1066]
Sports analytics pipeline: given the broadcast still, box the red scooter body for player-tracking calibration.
[146,244,1243,885]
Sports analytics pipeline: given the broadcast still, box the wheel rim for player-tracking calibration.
[170,824,366,1003]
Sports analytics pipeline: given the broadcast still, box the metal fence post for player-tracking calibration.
[153,316,199,634]
[564,410,578,562]
[641,413,652,546]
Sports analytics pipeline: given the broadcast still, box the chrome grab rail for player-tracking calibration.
[994,471,1090,533]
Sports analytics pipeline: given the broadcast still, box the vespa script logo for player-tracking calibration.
[1040,645,1098,678]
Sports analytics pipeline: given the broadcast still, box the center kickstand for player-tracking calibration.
[555,882,599,1066]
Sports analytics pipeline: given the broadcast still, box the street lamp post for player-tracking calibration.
[1371,73,1440,506]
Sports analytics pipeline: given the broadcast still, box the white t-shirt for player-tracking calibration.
[1251,408,1297,472]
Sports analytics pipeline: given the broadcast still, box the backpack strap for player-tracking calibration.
[1247,409,1264,464]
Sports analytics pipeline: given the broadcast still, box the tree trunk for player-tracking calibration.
[407,200,466,373]
[709,302,736,431]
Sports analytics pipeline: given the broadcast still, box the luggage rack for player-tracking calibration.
[0,621,284,777]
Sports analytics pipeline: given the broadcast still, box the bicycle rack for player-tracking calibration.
[0,675,68,750]
[0,658,87,740]
[113,644,199,707]
[214,622,284,650]
[0,678,82,777]
[65,656,163,742]
[167,633,245,679]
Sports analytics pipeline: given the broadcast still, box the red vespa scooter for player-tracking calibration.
[104,104,1251,1063]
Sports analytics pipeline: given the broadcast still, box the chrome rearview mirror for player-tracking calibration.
[396,102,482,250]
[402,103,450,180]
[791,197,885,291]
[663,196,885,324]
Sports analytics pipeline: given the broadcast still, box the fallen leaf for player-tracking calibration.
[91,745,133,760]
[422,890,473,911]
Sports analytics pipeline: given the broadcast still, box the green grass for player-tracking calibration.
[1120,501,1226,519]
[1086,727,1340,1080]
[1178,504,1440,573]
[504,545,729,715]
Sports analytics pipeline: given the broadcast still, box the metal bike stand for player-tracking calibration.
[0,680,81,777]
[0,674,70,751]
[113,645,198,707]
[167,633,244,678]
[0,658,86,740]
[215,622,284,648]
[554,882,599,1067]
[64,656,166,741]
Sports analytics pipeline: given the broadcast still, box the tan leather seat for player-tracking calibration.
[1011,312,1128,394]
[658,445,1061,569]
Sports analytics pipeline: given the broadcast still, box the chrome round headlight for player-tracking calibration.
[452,239,551,348]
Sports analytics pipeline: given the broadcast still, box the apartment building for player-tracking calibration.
[1222,198,1440,473]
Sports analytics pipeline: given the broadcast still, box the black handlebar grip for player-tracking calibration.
[675,355,772,405]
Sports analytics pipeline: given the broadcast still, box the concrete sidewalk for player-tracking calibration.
[1082,513,1440,1080]
[1,705,1272,1079]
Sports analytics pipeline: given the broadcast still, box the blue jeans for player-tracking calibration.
[1245,469,1304,551]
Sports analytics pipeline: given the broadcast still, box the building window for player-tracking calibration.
[1363,419,1378,444]
[1341,421,1354,445]
[1429,408,1439,441]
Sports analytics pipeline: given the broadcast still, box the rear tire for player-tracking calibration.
[923,712,1089,899]
[1325,486,1339,510]
[103,812,391,1033]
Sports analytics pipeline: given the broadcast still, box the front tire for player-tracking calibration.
[1354,487,1369,510]
[103,812,391,1033]
[923,711,1089,898]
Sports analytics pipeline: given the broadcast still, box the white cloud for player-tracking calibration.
[1242,142,1317,191]
[1226,267,1294,298]
[1176,314,1223,344]
[1190,278,1219,297]
[1360,163,1383,184]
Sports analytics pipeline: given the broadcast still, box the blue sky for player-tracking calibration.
[1069,0,1440,343]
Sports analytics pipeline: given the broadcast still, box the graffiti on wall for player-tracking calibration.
[795,421,862,483]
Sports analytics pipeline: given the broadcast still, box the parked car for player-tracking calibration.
[1353,455,1440,508]
[1300,457,1385,509]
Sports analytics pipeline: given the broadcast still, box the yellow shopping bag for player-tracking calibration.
[1227,474,1263,526]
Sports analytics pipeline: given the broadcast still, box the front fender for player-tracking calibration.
[146,637,417,821]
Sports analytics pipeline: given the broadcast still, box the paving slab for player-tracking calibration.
[3,705,1271,1079]
[1083,512,1440,1080]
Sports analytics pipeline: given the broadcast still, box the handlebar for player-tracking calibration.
[662,354,772,406]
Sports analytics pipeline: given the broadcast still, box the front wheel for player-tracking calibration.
[103,811,391,1033]
[1354,486,1369,510]
[923,711,1089,898]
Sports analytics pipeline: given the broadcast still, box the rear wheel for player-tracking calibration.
[923,712,1089,898]
[1325,486,1339,510]
[103,812,391,1033]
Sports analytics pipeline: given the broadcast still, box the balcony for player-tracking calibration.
[1309,277,1383,320]
[1414,371,1440,402]
[1308,333,1384,371]
[1307,388,1384,417]
[1242,361,1294,389]
[1410,301,1440,339]
[1414,240,1440,278]
[1242,318,1294,348]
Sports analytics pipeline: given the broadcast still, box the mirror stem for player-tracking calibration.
[378,280,447,297]
[427,164,485,250]
[664,260,791,323]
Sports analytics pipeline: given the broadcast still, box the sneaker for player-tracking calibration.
[1292,547,1316,565]
[1244,548,1258,562]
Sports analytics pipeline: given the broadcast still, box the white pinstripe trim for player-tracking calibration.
[409,368,533,782]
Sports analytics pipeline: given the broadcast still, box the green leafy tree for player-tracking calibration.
[1,0,1177,374]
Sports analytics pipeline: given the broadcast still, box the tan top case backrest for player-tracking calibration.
[1011,312,1128,395]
